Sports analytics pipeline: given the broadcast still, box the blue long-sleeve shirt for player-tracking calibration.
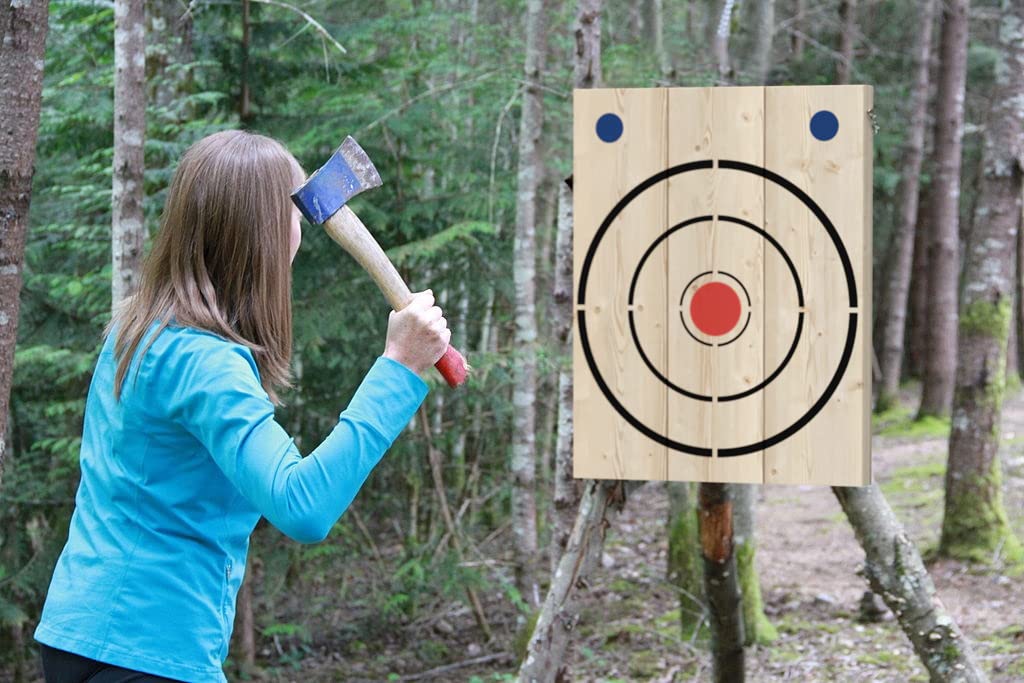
[33,317,429,681]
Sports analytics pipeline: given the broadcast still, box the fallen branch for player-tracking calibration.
[396,651,511,681]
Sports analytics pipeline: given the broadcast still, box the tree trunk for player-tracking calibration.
[518,480,639,682]
[0,0,50,483]
[573,0,602,89]
[1008,283,1019,379]
[711,0,736,82]
[112,0,146,309]
[752,0,775,84]
[652,0,676,83]
[240,0,252,122]
[835,0,857,84]
[232,545,256,675]
[551,0,602,581]
[939,0,1024,565]
[875,0,937,409]
[145,0,194,116]
[790,0,804,59]
[918,0,971,419]
[699,482,745,682]
[511,0,548,610]
[833,485,987,681]
[550,180,580,579]
[732,483,776,645]
[666,482,703,636]
[908,181,934,379]
[1017,206,1024,379]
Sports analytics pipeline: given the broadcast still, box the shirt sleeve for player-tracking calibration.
[168,342,430,544]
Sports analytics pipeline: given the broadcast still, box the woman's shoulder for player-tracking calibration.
[140,319,261,384]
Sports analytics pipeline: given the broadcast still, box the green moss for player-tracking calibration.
[879,414,950,438]
[939,457,1024,569]
[872,401,914,432]
[881,461,946,510]
[513,608,540,665]
[627,649,661,678]
[1005,370,1021,395]
[736,541,778,645]
[857,650,907,667]
[960,298,1012,421]
[959,297,1011,339]
[667,493,704,635]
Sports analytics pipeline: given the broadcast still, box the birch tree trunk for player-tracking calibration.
[550,0,602,583]
[712,0,736,82]
[833,485,987,681]
[835,0,857,84]
[752,0,774,84]
[512,0,547,610]
[113,0,146,309]
[550,180,579,579]
[939,0,1024,565]
[918,0,971,419]
[874,0,937,409]
[0,0,50,483]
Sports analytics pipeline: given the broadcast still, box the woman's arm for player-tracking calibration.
[167,342,429,543]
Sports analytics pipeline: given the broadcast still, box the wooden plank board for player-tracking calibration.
[762,85,873,486]
[572,85,871,486]
[572,88,668,480]
[706,85,765,484]
[666,86,714,482]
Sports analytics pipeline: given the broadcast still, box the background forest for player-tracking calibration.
[1,0,1023,681]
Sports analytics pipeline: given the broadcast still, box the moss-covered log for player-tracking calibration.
[833,484,986,682]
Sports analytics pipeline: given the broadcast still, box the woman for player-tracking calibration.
[33,130,450,682]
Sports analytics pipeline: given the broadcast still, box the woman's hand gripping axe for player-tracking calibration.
[290,136,470,388]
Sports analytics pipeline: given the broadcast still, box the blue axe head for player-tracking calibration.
[290,136,382,224]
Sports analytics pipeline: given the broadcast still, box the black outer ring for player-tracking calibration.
[626,215,805,402]
[577,159,858,457]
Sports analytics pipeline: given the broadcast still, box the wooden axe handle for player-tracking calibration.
[322,205,469,388]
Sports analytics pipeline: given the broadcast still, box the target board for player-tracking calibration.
[572,85,872,486]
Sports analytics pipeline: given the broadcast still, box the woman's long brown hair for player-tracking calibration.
[104,129,306,408]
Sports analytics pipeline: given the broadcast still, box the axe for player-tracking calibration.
[290,136,470,388]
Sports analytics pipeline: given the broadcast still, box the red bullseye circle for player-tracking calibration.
[690,281,742,336]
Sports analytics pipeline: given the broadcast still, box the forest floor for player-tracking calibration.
[268,380,1024,682]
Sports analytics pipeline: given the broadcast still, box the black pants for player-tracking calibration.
[38,643,186,683]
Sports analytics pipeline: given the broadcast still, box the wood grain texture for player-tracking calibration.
[573,85,872,486]
[762,85,872,486]
[573,88,668,480]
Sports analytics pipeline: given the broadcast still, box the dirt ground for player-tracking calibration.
[254,381,1024,682]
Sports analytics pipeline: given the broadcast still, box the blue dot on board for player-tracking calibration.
[810,110,839,141]
[596,113,623,142]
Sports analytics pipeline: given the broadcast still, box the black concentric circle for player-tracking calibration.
[577,160,857,457]
[679,269,751,348]
[626,214,805,402]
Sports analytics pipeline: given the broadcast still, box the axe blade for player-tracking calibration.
[290,135,382,225]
